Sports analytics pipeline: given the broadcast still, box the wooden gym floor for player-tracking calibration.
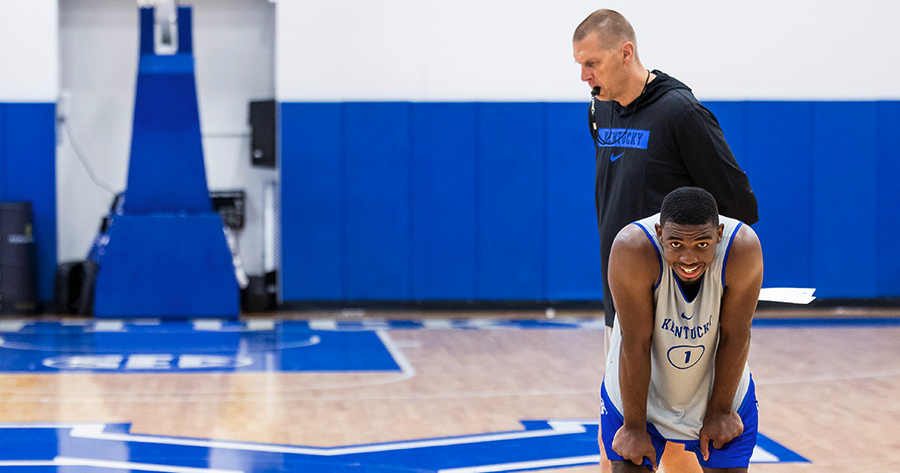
[0,306,897,472]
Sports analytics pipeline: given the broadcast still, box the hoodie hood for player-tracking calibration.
[613,70,691,116]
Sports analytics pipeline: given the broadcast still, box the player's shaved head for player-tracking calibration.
[572,9,636,51]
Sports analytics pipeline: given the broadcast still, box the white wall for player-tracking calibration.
[57,0,276,275]
[277,0,900,102]
[0,0,58,101]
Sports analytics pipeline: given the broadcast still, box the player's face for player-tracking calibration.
[656,221,724,283]
[573,34,626,103]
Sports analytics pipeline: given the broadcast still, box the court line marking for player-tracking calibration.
[376,330,417,382]
[65,421,586,456]
[54,456,241,473]
[437,454,600,473]
[0,335,323,353]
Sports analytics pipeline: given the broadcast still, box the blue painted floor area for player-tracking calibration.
[0,320,400,373]
[0,421,806,472]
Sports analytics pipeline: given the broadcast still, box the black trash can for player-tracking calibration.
[0,202,37,315]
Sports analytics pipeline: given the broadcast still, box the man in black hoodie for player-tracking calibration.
[573,8,759,473]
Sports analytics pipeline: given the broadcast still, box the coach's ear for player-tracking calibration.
[620,41,636,66]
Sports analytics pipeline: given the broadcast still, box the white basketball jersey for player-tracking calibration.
[604,213,751,440]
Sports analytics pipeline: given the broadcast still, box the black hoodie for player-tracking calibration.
[589,70,758,326]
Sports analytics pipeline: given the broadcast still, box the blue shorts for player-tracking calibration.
[600,377,759,470]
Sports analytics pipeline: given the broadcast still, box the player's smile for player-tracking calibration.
[673,261,710,284]
[676,263,703,280]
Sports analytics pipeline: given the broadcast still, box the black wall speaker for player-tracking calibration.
[249,99,276,168]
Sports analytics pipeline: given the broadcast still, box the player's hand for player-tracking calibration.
[699,411,743,461]
[611,426,658,470]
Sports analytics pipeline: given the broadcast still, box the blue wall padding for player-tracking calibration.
[876,101,900,295]
[280,104,344,299]
[706,101,817,290]
[281,100,900,302]
[476,104,546,299]
[0,103,57,303]
[410,104,478,299]
[281,102,600,301]
[811,102,879,297]
[92,214,239,317]
[748,102,815,290]
[544,103,603,300]
[343,103,412,299]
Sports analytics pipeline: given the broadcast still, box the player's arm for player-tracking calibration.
[699,223,763,460]
[607,224,661,469]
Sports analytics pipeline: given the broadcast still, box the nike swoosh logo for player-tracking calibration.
[610,152,625,162]
[680,312,694,320]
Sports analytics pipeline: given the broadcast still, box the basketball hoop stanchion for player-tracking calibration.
[91,6,239,319]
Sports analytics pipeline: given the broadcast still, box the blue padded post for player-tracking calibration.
[92,6,239,319]
[177,8,192,54]
[139,8,154,55]
[93,214,238,318]
[126,7,210,213]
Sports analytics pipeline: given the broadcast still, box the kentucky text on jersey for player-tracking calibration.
[660,317,713,340]
[597,129,650,149]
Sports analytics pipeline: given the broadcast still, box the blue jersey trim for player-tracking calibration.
[673,271,704,304]
[721,222,743,289]
[634,222,663,290]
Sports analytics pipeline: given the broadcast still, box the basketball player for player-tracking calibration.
[572,12,758,469]
[601,187,763,472]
